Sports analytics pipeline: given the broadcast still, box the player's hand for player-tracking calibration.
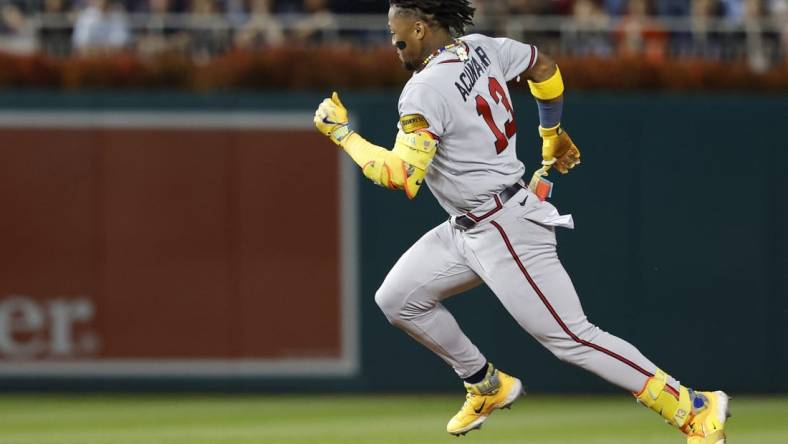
[539,125,581,174]
[314,91,353,145]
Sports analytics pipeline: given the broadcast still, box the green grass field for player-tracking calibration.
[0,394,785,444]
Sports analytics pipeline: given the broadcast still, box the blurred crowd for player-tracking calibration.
[0,0,342,59]
[0,0,785,68]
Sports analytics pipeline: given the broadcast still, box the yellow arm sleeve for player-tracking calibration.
[340,130,438,199]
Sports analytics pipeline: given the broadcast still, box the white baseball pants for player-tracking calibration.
[375,187,673,393]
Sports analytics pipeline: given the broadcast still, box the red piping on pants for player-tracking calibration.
[489,220,675,394]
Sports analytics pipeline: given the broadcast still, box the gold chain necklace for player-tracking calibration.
[421,39,468,68]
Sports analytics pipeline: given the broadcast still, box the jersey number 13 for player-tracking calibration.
[475,77,517,154]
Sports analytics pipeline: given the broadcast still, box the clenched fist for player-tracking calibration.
[539,125,581,174]
[314,91,353,145]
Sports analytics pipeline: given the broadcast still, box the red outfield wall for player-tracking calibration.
[0,114,355,376]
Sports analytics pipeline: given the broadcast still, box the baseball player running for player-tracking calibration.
[313,1,730,442]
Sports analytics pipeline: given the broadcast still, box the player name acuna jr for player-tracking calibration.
[455,46,491,102]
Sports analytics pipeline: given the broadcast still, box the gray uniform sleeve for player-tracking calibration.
[398,81,449,139]
[491,37,538,82]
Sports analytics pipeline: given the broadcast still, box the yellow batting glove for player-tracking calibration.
[314,91,354,145]
[539,125,581,174]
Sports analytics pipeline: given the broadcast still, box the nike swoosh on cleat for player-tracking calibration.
[473,400,486,414]
[322,117,337,125]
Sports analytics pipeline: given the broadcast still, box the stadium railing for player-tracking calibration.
[1,13,785,70]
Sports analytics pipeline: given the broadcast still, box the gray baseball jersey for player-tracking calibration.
[398,34,536,215]
[376,34,683,397]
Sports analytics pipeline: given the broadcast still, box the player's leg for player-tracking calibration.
[375,220,486,379]
[466,195,729,442]
[478,215,661,393]
[374,220,524,436]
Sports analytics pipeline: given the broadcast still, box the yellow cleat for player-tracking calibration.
[446,365,525,436]
[683,391,731,444]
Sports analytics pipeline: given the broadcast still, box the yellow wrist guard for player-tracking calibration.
[528,66,564,101]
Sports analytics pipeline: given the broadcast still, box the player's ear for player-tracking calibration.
[414,21,426,40]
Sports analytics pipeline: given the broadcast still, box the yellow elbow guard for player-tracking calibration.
[360,130,437,199]
[392,130,437,199]
[528,66,564,101]
[392,129,438,170]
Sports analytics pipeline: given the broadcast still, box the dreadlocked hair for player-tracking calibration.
[389,0,475,37]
